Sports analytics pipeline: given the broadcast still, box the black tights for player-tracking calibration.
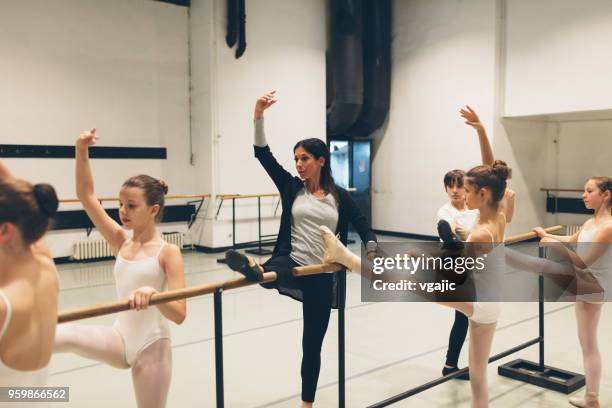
[263,256,334,403]
[445,310,468,367]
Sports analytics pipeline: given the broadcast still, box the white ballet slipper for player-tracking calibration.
[319,225,361,273]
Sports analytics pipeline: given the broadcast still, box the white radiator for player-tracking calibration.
[565,224,582,236]
[73,239,113,261]
[162,232,184,248]
[72,232,184,261]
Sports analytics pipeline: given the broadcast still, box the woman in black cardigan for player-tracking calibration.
[225,91,377,407]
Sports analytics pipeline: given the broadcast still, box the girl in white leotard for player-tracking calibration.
[533,176,611,408]
[321,160,511,408]
[0,160,59,387]
[53,129,186,408]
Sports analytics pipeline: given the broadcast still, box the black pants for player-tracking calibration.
[262,255,334,403]
[445,310,469,367]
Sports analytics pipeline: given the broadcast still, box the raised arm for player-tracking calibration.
[253,91,294,191]
[254,91,276,146]
[75,129,127,253]
[460,106,494,166]
[499,189,515,223]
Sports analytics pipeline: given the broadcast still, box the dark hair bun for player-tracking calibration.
[158,180,169,195]
[33,183,59,217]
[492,160,511,182]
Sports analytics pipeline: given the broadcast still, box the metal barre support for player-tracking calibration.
[214,288,224,408]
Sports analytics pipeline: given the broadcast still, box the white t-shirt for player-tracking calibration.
[436,202,479,232]
[290,188,339,266]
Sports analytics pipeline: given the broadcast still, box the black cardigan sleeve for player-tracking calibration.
[254,145,294,193]
[342,189,377,244]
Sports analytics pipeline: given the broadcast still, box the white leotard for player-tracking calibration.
[113,241,171,366]
[575,223,611,303]
[0,289,49,387]
[468,228,503,324]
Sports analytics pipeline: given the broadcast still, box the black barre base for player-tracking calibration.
[498,359,585,394]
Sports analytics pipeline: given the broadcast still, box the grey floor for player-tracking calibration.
[45,235,611,408]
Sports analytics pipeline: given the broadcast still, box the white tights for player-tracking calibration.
[54,323,172,408]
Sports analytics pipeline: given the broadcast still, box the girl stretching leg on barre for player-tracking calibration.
[437,106,515,380]
[53,129,186,408]
[322,161,512,408]
[224,91,377,407]
[531,177,611,408]
[0,160,59,387]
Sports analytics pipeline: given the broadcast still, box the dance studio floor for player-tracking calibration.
[47,235,612,407]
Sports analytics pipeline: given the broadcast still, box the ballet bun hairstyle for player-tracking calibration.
[293,138,339,202]
[0,178,59,244]
[122,175,168,221]
[590,176,612,212]
[466,160,512,207]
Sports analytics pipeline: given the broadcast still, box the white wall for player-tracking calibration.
[189,0,326,248]
[543,119,612,228]
[372,0,497,236]
[373,0,611,238]
[504,0,612,116]
[0,0,192,257]
[494,119,555,235]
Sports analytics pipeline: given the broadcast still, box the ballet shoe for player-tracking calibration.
[569,392,600,408]
[319,225,360,272]
[437,220,464,250]
[225,250,263,282]
[442,365,470,380]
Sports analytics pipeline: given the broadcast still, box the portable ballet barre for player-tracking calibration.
[293,225,585,407]
[215,193,281,263]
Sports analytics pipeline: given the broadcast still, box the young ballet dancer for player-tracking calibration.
[224,91,377,407]
[0,159,59,386]
[54,129,186,408]
[322,160,512,408]
[437,106,515,379]
[532,176,611,408]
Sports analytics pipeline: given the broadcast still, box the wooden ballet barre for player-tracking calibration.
[216,193,279,200]
[504,225,563,245]
[540,188,583,193]
[292,225,564,277]
[59,194,211,204]
[58,272,277,324]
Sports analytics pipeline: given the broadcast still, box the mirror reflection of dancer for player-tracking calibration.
[531,177,611,408]
[224,91,377,408]
[0,160,59,387]
[54,130,186,408]
[323,161,511,408]
[437,106,515,379]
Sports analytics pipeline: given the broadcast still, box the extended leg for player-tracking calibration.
[54,323,129,369]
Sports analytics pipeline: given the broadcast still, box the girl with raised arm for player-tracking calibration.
[322,161,512,408]
[436,106,515,380]
[54,129,186,408]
